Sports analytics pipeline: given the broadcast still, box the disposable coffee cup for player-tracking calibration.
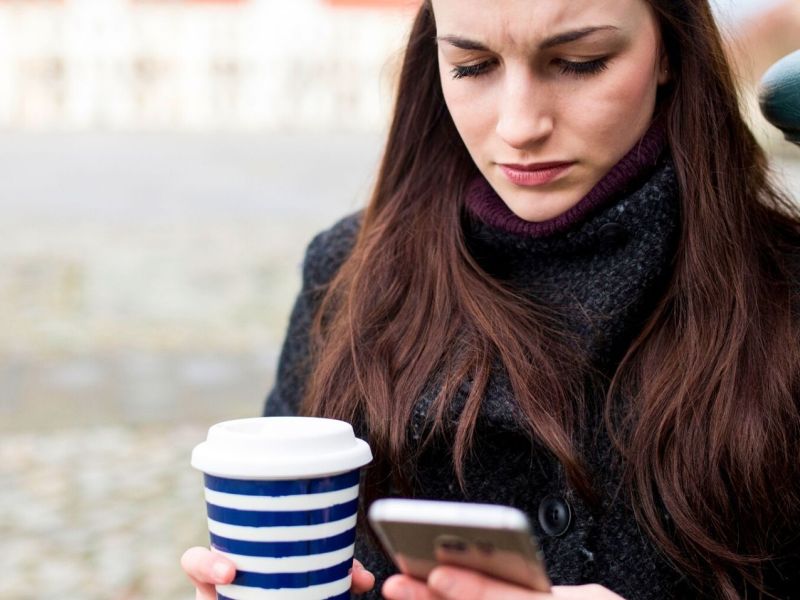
[191,417,373,600]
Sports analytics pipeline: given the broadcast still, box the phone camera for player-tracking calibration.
[475,540,495,555]
[436,536,468,553]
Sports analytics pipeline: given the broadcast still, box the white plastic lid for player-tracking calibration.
[191,417,373,479]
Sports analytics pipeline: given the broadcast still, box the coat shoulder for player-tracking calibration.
[302,211,363,290]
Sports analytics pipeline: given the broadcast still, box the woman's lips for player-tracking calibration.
[499,162,575,187]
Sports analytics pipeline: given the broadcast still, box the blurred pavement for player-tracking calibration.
[0,132,384,430]
[0,132,383,600]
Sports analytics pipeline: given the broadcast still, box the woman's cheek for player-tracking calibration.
[449,99,482,159]
[603,60,660,119]
[445,86,497,159]
[572,72,656,161]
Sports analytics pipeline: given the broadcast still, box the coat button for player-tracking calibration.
[597,222,628,247]
[538,495,572,537]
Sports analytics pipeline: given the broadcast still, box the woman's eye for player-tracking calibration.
[556,58,609,77]
[450,57,608,80]
[451,60,495,80]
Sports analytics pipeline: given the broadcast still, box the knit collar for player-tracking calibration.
[464,119,667,238]
[464,157,680,369]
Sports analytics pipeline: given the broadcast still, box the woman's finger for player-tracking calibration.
[383,574,442,600]
[350,559,376,594]
[550,584,626,599]
[193,582,218,600]
[180,547,236,585]
[427,567,552,600]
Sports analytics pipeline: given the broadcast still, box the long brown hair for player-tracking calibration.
[302,1,800,597]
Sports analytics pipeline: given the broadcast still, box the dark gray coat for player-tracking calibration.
[263,160,799,599]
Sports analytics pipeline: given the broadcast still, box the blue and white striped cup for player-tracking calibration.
[191,417,373,600]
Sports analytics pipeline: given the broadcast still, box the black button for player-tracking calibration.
[597,222,628,246]
[538,495,572,537]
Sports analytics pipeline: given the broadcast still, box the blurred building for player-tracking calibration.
[725,0,800,82]
[0,0,417,132]
[1,0,797,132]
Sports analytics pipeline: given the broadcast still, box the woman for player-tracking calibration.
[182,0,800,598]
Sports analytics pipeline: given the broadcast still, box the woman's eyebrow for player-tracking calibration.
[436,35,488,51]
[539,25,619,49]
[437,26,619,52]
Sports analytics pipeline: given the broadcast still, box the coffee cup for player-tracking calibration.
[191,416,373,599]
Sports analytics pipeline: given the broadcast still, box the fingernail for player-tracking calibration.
[429,570,454,594]
[384,579,412,600]
[396,583,412,600]
[213,562,232,582]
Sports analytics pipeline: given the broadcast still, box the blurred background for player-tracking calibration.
[0,0,797,598]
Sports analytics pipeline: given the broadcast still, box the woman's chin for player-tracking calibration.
[504,197,582,223]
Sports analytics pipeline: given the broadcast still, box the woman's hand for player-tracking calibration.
[180,547,375,599]
[382,567,624,600]
[180,547,235,600]
[351,558,378,593]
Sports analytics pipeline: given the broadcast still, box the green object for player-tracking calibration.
[759,49,800,146]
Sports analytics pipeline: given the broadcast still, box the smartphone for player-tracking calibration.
[367,498,551,592]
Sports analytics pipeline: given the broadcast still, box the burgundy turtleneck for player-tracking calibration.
[464,119,667,238]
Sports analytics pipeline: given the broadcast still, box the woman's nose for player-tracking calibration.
[495,71,554,149]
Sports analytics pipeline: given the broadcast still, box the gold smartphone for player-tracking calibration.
[368,498,551,592]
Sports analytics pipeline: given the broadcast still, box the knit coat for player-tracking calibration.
[262,158,800,599]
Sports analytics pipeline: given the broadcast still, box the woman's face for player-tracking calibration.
[432,0,669,222]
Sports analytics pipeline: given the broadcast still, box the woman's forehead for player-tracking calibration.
[431,0,650,46]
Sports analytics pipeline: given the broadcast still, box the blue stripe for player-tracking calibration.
[232,558,351,589]
[210,527,356,557]
[218,594,350,600]
[206,498,357,527]
[204,470,359,497]
[218,592,350,600]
